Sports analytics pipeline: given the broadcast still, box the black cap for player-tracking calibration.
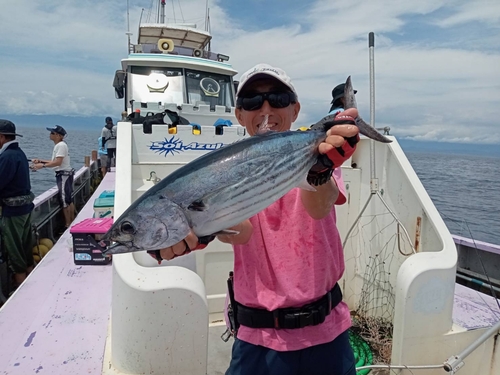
[46,125,67,136]
[105,117,113,123]
[330,83,357,104]
[0,119,23,137]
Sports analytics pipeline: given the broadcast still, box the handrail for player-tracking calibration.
[31,161,99,232]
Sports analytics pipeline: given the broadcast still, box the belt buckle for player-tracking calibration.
[283,309,315,329]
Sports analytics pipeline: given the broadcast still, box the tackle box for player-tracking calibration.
[70,218,113,265]
[99,190,115,199]
[93,197,115,218]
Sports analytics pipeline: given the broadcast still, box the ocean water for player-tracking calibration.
[405,151,499,245]
[15,125,100,195]
[13,126,500,246]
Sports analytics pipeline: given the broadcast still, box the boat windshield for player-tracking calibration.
[128,66,234,109]
[129,66,184,105]
[185,69,234,108]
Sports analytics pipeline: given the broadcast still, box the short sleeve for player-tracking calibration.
[54,143,68,158]
[332,168,347,205]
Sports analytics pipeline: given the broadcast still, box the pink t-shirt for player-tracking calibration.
[232,169,351,351]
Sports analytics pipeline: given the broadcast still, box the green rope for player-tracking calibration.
[349,329,373,374]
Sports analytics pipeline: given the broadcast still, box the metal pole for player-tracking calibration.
[126,0,132,54]
[343,32,417,253]
[205,0,209,32]
[138,9,145,44]
[444,319,500,372]
[368,32,377,188]
[160,0,166,24]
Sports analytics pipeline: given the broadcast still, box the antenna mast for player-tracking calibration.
[206,2,211,51]
[126,0,132,53]
[160,0,166,24]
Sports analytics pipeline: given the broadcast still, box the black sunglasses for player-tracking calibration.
[237,91,297,111]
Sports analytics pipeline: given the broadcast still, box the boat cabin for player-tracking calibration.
[113,24,238,126]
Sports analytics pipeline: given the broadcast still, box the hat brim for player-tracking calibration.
[237,72,295,97]
[0,132,22,137]
[330,89,357,104]
[46,127,65,136]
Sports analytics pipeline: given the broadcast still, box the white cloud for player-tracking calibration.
[1,0,499,144]
[435,1,500,27]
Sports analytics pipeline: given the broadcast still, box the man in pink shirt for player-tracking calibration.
[158,64,359,375]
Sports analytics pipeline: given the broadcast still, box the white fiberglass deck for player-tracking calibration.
[454,284,500,330]
[0,172,116,375]
[0,170,499,374]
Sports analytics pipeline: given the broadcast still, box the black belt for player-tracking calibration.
[55,169,75,177]
[235,283,342,330]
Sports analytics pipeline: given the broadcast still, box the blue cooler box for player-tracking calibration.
[93,197,114,218]
[99,190,115,199]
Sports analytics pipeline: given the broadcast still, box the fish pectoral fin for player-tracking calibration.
[188,200,207,211]
[187,183,235,212]
[214,229,240,236]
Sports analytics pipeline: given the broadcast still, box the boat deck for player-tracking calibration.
[0,170,499,374]
[0,172,115,375]
[453,283,500,330]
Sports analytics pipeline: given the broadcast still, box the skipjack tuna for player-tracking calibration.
[101,76,391,254]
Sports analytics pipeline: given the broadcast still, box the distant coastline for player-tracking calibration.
[397,138,500,158]
[6,114,499,158]
[6,114,108,131]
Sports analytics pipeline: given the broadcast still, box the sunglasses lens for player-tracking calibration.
[268,93,291,108]
[240,92,294,111]
[241,96,263,111]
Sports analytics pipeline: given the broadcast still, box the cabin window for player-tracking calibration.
[129,67,184,105]
[185,70,234,109]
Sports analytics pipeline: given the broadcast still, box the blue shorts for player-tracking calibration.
[55,171,74,208]
[226,330,356,375]
[106,148,116,169]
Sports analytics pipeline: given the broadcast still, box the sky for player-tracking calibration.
[1,0,499,144]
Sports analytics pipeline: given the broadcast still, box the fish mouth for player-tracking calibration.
[102,241,141,254]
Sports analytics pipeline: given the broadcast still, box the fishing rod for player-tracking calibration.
[27,159,47,172]
[27,159,47,164]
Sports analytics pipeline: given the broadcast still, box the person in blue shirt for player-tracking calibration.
[0,120,34,291]
[328,83,358,116]
[100,117,117,175]
[98,136,108,177]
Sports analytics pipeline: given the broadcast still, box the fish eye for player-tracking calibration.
[120,221,135,234]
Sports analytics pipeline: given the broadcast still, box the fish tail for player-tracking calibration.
[355,117,392,143]
[344,76,392,143]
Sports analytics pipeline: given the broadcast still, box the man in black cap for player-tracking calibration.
[328,83,357,116]
[0,119,35,293]
[100,117,117,176]
[32,125,75,229]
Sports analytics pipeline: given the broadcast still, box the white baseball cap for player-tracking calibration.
[236,63,297,98]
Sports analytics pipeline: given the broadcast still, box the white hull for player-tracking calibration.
[106,123,499,374]
[1,126,499,374]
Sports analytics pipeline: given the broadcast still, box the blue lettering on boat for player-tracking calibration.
[150,137,224,156]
